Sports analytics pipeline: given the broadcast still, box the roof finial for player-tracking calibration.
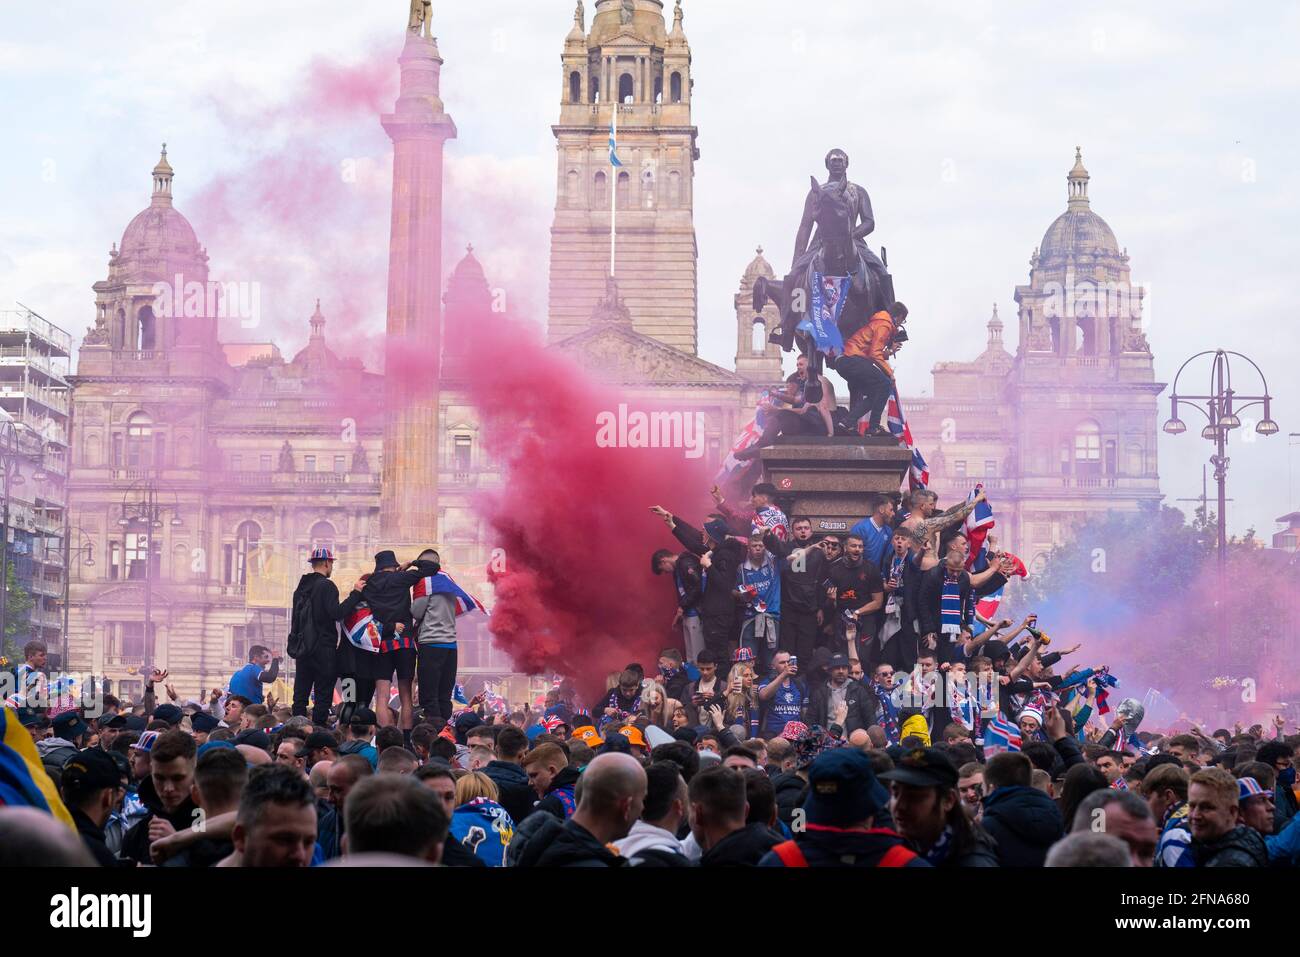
[151,143,174,206]
[1067,146,1090,210]
[756,244,763,256]
[466,242,474,254]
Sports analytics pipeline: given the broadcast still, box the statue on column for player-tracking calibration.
[408,0,431,36]
[575,0,585,31]
[351,442,371,474]
[621,0,635,26]
[278,440,295,472]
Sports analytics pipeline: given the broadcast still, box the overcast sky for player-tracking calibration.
[2,0,1298,538]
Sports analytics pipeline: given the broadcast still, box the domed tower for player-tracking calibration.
[441,244,493,369]
[733,246,783,383]
[1007,148,1164,564]
[86,146,214,354]
[548,0,700,352]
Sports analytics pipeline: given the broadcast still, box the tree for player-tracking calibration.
[1,549,34,664]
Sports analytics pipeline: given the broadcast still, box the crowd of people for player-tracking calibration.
[3,480,1299,870]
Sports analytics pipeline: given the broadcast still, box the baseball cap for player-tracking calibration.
[983,640,1011,661]
[191,713,219,734]
[828,654,852,670]
[304,731,339,752]
[803,748,889,827]
[779,721,810,742]
[123,715,148,732]
[104,714,130,730]
[878,747,959,789]
[61,749,121,791]
[232,729,271,751]
[152,704,184,726]
[52,711,88,741]
[573,726,604,749]
[618,725,648,749]
[130,730,161,752]
[348,707,379,727]
[197,740,238,758]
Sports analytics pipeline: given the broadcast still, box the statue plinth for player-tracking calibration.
[758,436,911,534]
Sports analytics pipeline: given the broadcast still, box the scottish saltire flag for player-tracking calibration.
[983,714,1022,755]
[344,605,382,654]
[608,121,623,167]
[453,684,468,706]
[798,272,849,358]
[963,486,995,570]
[413,571,488,618]
[863,383,930,490]
[0,705,75,829]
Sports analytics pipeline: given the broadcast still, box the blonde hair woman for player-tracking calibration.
[639,680,681,730]
[455,770,499,807]
[724,662,758,738]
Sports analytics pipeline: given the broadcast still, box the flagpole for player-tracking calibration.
[609,103,618,279]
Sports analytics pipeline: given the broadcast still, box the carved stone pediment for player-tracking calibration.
[553,325,745,387]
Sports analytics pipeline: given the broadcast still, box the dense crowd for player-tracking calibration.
[2,487,1298,870]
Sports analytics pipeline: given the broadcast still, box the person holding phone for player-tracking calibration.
[757,652,807,738]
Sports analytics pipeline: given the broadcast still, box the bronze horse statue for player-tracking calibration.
[754,176,894,374]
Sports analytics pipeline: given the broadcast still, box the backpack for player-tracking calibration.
[770,838,917,868]
[286,582,318,660]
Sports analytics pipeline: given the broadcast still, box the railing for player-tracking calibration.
[221,470,378,487]
[0,310,73,353]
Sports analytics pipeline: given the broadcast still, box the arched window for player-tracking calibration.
[617,170,630,208]
[1074,421,1101,475]
[654,76,663,103]
[751,319,767,353]
[171,543,189,582]
[85,433,101,467]
[670,72,682,103]
[594,170,607,206]
[1126,442,1144,476]
[619,72,634,103]
[667,170,681,207]
[568,70,581,103]
[640,168,655,208]
[566,169,580,207]
[126,412,153,468]
[138,304,156,351]
[309,520,336,554]
[1104,440,1117,475]
[114,308,126,350]
[590,76,600,103]
[231,520,261,587]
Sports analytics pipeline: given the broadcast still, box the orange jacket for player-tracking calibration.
[842,310,896,378]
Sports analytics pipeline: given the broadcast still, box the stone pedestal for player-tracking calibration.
[758,436,911,535]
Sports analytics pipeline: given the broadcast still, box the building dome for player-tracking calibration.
[116,146,207,282]
[1038,148,1120,259]
[741,245,775,284]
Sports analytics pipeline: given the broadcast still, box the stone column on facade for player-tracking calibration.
[378,29,457,544]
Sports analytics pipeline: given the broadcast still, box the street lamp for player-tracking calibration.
[1163,349,1278,696]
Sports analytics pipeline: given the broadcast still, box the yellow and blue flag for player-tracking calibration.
[0,705,75,830]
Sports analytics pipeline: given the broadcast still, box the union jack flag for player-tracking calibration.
[344,604,382,654]
[715,403,768,487]
[860,383,929,490]
[412,571,488,617]
[983,714,1022,754]
[963,486,995,570]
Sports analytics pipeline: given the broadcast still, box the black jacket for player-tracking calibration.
[508,808,566,866]
[72,807,128,868]
[672,518,746,618]
[764,532,828,614]
[482,760,536,825]
[358,559,441,639]
[980,785,1063,867]
[806,679,877,735]
[289,572,362,665]
[824,556,885,623]
[531,820,628,867]
[916,565,975,638]
[120,775,203,866]
[1192,826,1268,867]
[936,827,1000,868]
[700,822,782,866]
[533,766,581,820]
[671,551,704,615]
[772,771,807,828]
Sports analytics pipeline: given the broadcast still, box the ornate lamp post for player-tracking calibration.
[1163,350,1278,696]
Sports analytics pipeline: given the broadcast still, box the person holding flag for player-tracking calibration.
[411,548,489,726]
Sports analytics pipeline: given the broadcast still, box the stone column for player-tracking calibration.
[379,31,457,544]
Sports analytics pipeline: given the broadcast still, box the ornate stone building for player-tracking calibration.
[904,150,1164,568]
[548,0,701,352]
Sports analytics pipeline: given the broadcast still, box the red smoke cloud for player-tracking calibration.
[457,305,715,694]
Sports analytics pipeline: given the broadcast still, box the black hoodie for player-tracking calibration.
[530,819,628,867]
[671,518,746,618]
[359,559,441,639]
[699,822,782,866]
[120,775,204,866]
[980,784,1064,867]
[289,572,363,664]
[533,766,582,820]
